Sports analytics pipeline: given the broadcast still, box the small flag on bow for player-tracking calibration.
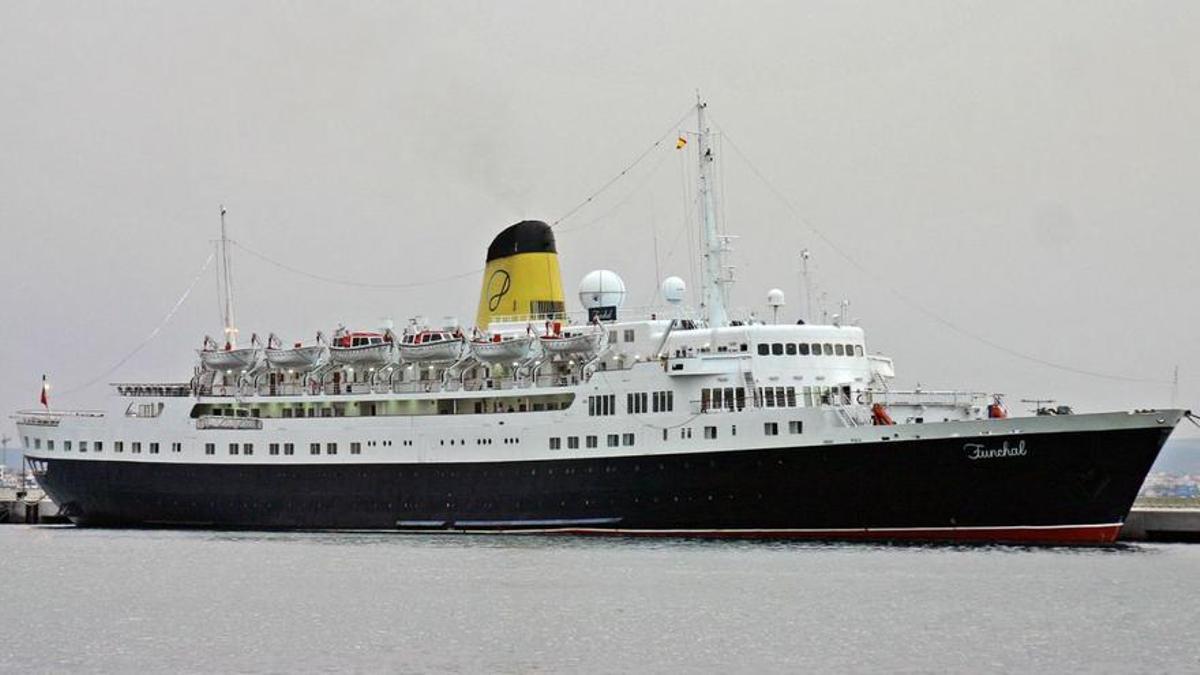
[675,135,687,149]
[40,374,49,410]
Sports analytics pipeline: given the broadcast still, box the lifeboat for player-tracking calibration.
[538,321,604,356]
[470,328,536,364]
[399,329,466,363]
[198,334,262,372]
[264,332,328,371]
[328,328,396,367]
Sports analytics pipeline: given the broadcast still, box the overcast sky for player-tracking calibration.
[2,1,1197,447]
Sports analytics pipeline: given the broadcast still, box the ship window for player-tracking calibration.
[310,443,320,455]
[789,421,803,434]
[229,443,239,455]
[798,343,810,355]
[270,443,280,455]
[171,442,180,453]
[282,408,293,418]
[823,343,833,355]
[711,388,723,410]
[22,436,29,449]
[854,345,864,356]
[33,438,41,450]
[607,434,619,448]
[772,343,784,355]
[150,442,160,454]
[787,387,797,407]
[704,426,717,439]
[326,443,337,455]
[731,424,737,436]
[609,330,618,344]
[47,440,54,450]
[64,440,72,451]
[243,443,253,456]
[724,388,735,411]
[586,435,598,448]
[284,443,294,455]
[132,442,141,453]
[785,343,796,356]
[80,441,87,452]
[764,422,779,436]
[764,388,776,408]
[624,329,635,342]
[549,437,561,450]
[757,344,769,356]
[835,344,845,356]
[622,433,635,446]
[567,436,579,449]
[351,442,361,455]
[736,387,746,411]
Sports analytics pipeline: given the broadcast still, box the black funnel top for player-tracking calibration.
[485,220,557,262]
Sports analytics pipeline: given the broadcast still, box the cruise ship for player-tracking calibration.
[13,101,1188,544]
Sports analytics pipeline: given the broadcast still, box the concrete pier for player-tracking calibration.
[1120,507,1200,542]
[0,488,64,524]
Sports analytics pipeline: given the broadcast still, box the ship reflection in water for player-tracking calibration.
[3,526,1198,672]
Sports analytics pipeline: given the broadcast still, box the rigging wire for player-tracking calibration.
[550,105,696,230]
[709,115,1175,386]
[58,251,217,397]
[231,240,484,290]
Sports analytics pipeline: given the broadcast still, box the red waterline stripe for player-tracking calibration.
[474,523,1124,545]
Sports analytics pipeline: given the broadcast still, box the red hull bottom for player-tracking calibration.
[490,523,1125,546]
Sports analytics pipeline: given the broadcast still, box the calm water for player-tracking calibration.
[2,527,1198,673]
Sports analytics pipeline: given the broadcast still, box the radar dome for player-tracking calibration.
[767,288,786,308]
[578,270,627,309]
[661,276,686,305]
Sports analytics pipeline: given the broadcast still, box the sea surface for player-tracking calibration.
[2,527,1198,674]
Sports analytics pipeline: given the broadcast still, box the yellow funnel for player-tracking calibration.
[475,220,565,329]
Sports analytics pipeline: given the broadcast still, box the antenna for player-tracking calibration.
[218,205,238,349]
[799,249,812,322]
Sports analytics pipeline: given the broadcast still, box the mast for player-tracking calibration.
[695,95,729,327]
[218,205,238,349]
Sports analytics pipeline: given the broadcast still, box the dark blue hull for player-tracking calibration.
[31,425,1172,544]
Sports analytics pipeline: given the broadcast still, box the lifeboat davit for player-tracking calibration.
[198,334,262,372]
[399,329,465,363]
[538,321,604,356]
[329,328,396,367]
[264,332,328,371]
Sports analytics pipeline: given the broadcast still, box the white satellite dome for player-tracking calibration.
[578,270,627,309]
[661,276,686,305]
[766,288,786,308]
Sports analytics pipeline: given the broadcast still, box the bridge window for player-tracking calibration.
[798,343,810,355]
[835,344,845,356]
[854,345,864,356]
[823,343,834,355]
[757,344,769,356]
[770,343,782,355]
[786,343,797,356]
